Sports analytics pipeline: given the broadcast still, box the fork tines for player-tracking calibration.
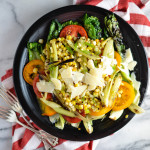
[0,86,18,106]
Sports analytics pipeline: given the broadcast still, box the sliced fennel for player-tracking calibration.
[66,40,100,60]
[71,122,80,128]
[87,114,105,120]
[108,74,122,106]
[83,116,93,134]
[55,114,65,130]
[109,110,124,120]
[49,114,65,130]
[102,38,114,58]
[50,39,58,79]
[101,70,120,107]
[128,103,145,114]
[41,98,76,117]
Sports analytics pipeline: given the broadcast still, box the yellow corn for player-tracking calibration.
[33,68,38,74]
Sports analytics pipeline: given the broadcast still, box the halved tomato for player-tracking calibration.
[63,111,85,123]
[33,74,56,116]
[89,105,113,116]
[59,25,88,38]
[112,81,135,111]
[23,59,44,85]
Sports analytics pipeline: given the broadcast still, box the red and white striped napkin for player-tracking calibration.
[1,0,150,149]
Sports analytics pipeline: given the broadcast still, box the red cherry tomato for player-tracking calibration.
[32,74,52,100]
[63,111,85,123]
[59,25,88,38]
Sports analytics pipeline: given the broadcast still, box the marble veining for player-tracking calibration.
[0,0,150,150]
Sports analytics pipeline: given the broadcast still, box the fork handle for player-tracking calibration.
[16,120,40,134]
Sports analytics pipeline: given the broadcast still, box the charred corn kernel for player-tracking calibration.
[93,92,98,97]
[40,55,45,62]
[38,39,44,44]
[79,105,83,109]
[87,104,91,109]
[66,98,70,102]
[74,83,79,87]
[62,65,66,68]
[65,101,69,105]
[105,76,109,81]
[77,58,82,62]
[95,39,99,43]
[63,47,66,51]
[95,89,99,93]
[61,45,64,49]
[72,67,77,71]
[68,62,73,66]
[33,68,38,74]
[72,101,76,105]
[57,37,61,41]
[67,35,72,40]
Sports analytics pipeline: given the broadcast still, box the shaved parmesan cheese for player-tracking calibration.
[71,85,87,99]
[101,56,117,75]
[88,85,97,91]
[51,78,62,90]
[84,73,104,87]
[90,68,103,78]
[36,80,54,93]
[63,78,73,86]
[60,67,72,79]
[123,48,133,63]
[67,85,74,93]
[128,61,137,71]
[72,71,84,83]
[87,59,95,69]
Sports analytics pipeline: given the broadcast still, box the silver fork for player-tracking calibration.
[0,86,58,146]
[0,107,56,150]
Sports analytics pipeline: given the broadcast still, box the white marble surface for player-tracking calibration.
[0,0,150,150]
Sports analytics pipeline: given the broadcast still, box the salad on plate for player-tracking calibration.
[23,13,144,134]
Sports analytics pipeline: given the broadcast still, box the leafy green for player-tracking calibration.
[62,20,79,28]
[83,13,102,39]
[27,42,43,61]
[47,20,62,42]
[104,14,125,57]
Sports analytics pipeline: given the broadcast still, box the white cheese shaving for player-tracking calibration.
[88,85,97,91]
[123,48,133,63]
[128,61,137,71]
[36,80,55,93]
[72,71,84,84]
[63,78,73,86]
[60,67,72,79]
[101,56,117,75]
[84,72,104,87]
[71,85,87,99]
[51,78,62,90]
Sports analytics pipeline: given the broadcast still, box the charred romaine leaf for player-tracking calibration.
[104,14,125,57]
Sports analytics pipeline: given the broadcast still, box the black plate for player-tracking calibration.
[13,5,149,141]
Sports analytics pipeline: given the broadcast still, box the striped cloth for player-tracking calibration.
[1,0,150,149]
